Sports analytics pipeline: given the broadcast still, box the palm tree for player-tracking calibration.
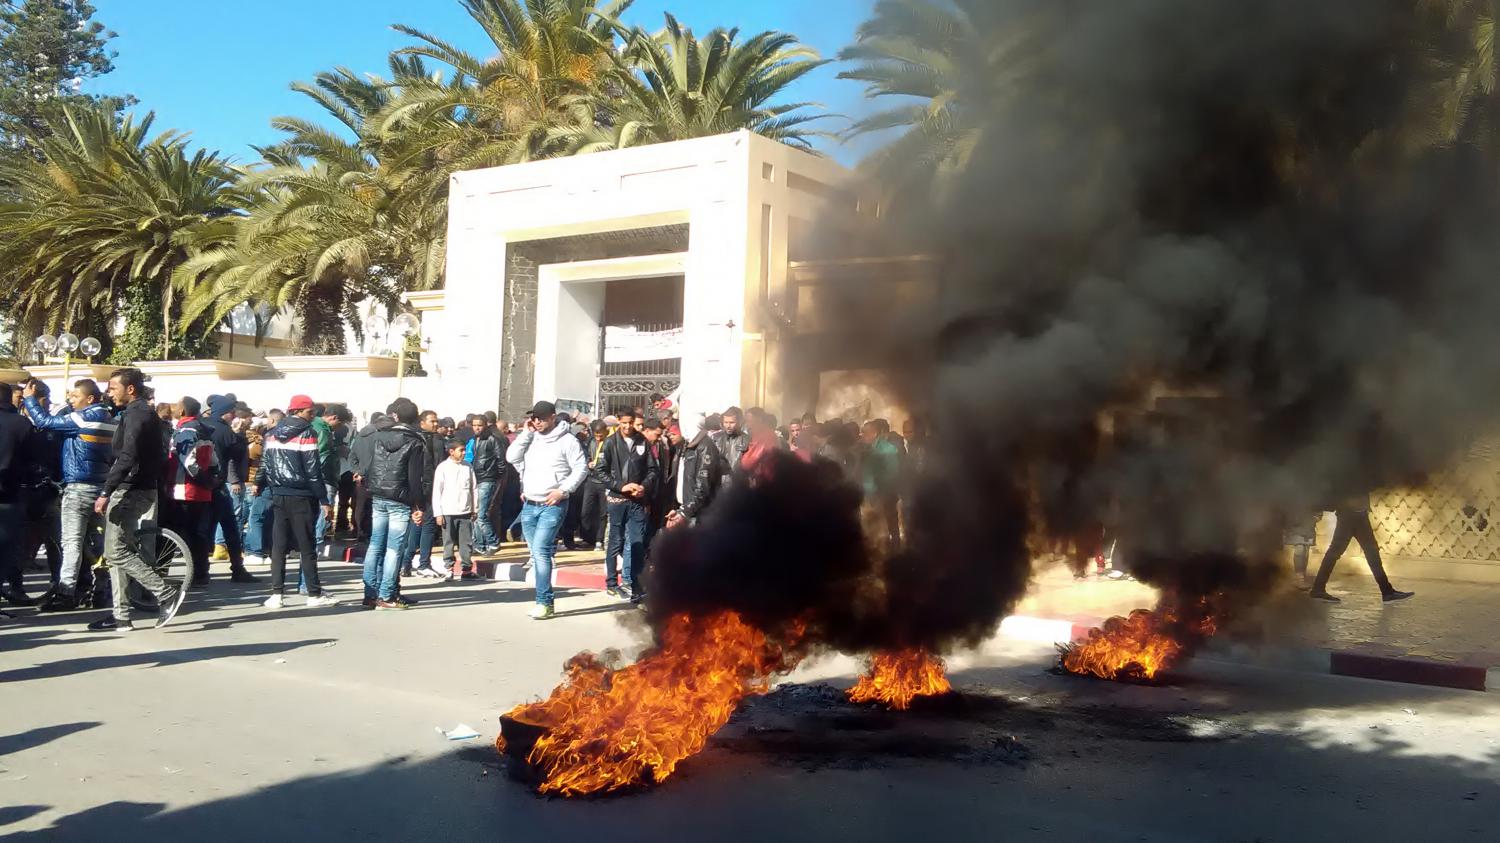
[837,0,1058,205]
[550,13,829,154]
[379,0,632,169]
[175,60,447,354]
[0,103,239,359]
[1411,1,1500,160]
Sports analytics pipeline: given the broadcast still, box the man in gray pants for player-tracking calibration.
[87,368,186,632]
[24,378,118,611]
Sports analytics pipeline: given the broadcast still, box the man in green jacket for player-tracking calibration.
[310,403,345,559]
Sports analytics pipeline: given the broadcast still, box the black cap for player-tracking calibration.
[529,400,557,417]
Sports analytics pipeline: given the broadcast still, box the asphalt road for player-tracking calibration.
[2,565,1497,842]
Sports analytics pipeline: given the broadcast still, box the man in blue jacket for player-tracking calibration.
[23,378,117,611]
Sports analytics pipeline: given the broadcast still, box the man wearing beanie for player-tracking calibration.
[202,393,258,583]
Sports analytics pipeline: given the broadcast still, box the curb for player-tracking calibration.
[999,613,1495,692]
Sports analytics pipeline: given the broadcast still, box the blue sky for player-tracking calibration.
[88,0,878,166]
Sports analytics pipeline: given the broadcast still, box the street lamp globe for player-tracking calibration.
[392,313,420,337]
[79,337,102,357]
[56,332,79,353]
[32,334,56,354]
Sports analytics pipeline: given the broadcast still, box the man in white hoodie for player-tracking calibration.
[505,400,588,619]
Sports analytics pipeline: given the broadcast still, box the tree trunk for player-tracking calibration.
[298,287,347,355]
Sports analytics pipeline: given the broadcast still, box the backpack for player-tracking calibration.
[166,421,220,501]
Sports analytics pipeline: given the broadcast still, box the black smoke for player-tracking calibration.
[644,0,1500,653]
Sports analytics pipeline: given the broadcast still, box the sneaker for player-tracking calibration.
[212,545,230,561]
[529,603,555,620]
[306,594,339,608]
[39,589,77,613]
[88,615,132,632]
[0,586,37,606]
[419,568,444,579]
[156,586,187,628]
[375,598,406,611]
[242,554,265,567]
[462,571,480,581]
[396,594,419,607]
[263,593,284,609]
[1308,590,1341,603]
[361,597,377,609]
[605,586,624,598]
[1382,590,1415,602]
[230,569,260,584]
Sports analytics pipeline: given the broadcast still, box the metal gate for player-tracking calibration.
[595,321,681,415]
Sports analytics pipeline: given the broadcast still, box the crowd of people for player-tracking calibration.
[0,372,930,627]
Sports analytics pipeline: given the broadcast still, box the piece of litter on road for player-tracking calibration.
[322,641,336,648]
[274,658,287,664]
[437,724,481,741]
[1402,708,1417,715]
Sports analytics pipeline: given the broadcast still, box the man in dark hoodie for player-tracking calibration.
[203,393,257,583]
[87,369,186,632]
[256,395,338,609]
[361,398,427,610]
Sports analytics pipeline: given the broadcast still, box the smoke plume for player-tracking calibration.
[645,0,1500,653]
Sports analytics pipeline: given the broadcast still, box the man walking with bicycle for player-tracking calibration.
[87,369,186,632]
[23,378,117,611]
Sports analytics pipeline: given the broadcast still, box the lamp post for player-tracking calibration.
[391,313,420,397]
[33,332,102,385]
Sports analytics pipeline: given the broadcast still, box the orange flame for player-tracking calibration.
[847,648,953,710]
[497,611,801,796]
[1060,600,1219,681]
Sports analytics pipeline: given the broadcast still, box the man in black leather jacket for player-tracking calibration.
[400,410,446,578]
[255,394,335,609]
[591,409,657,601]
[666,413,723,529]
[711,405,751,482]
[0,382,38,609]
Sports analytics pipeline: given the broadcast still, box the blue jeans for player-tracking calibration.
[215,485,251,546]
[244,490,268,556]
[404,517,438,570]
[362,498,411,601]
[473,480,498,550]
[314,483,336,547]
[605,499,647,594]
[520,500,568,606]
[210,485,243,565]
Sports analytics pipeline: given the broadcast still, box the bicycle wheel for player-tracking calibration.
[126,527,194,613]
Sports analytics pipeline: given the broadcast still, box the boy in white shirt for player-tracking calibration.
[431,439,478,579]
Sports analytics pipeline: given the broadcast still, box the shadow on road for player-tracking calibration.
[5,694,1498,842]
[0,722,101,757]
[0,639,336,683]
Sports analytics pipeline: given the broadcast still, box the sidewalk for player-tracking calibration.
[1003,562,1500,691]
[424,539,1500,692]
